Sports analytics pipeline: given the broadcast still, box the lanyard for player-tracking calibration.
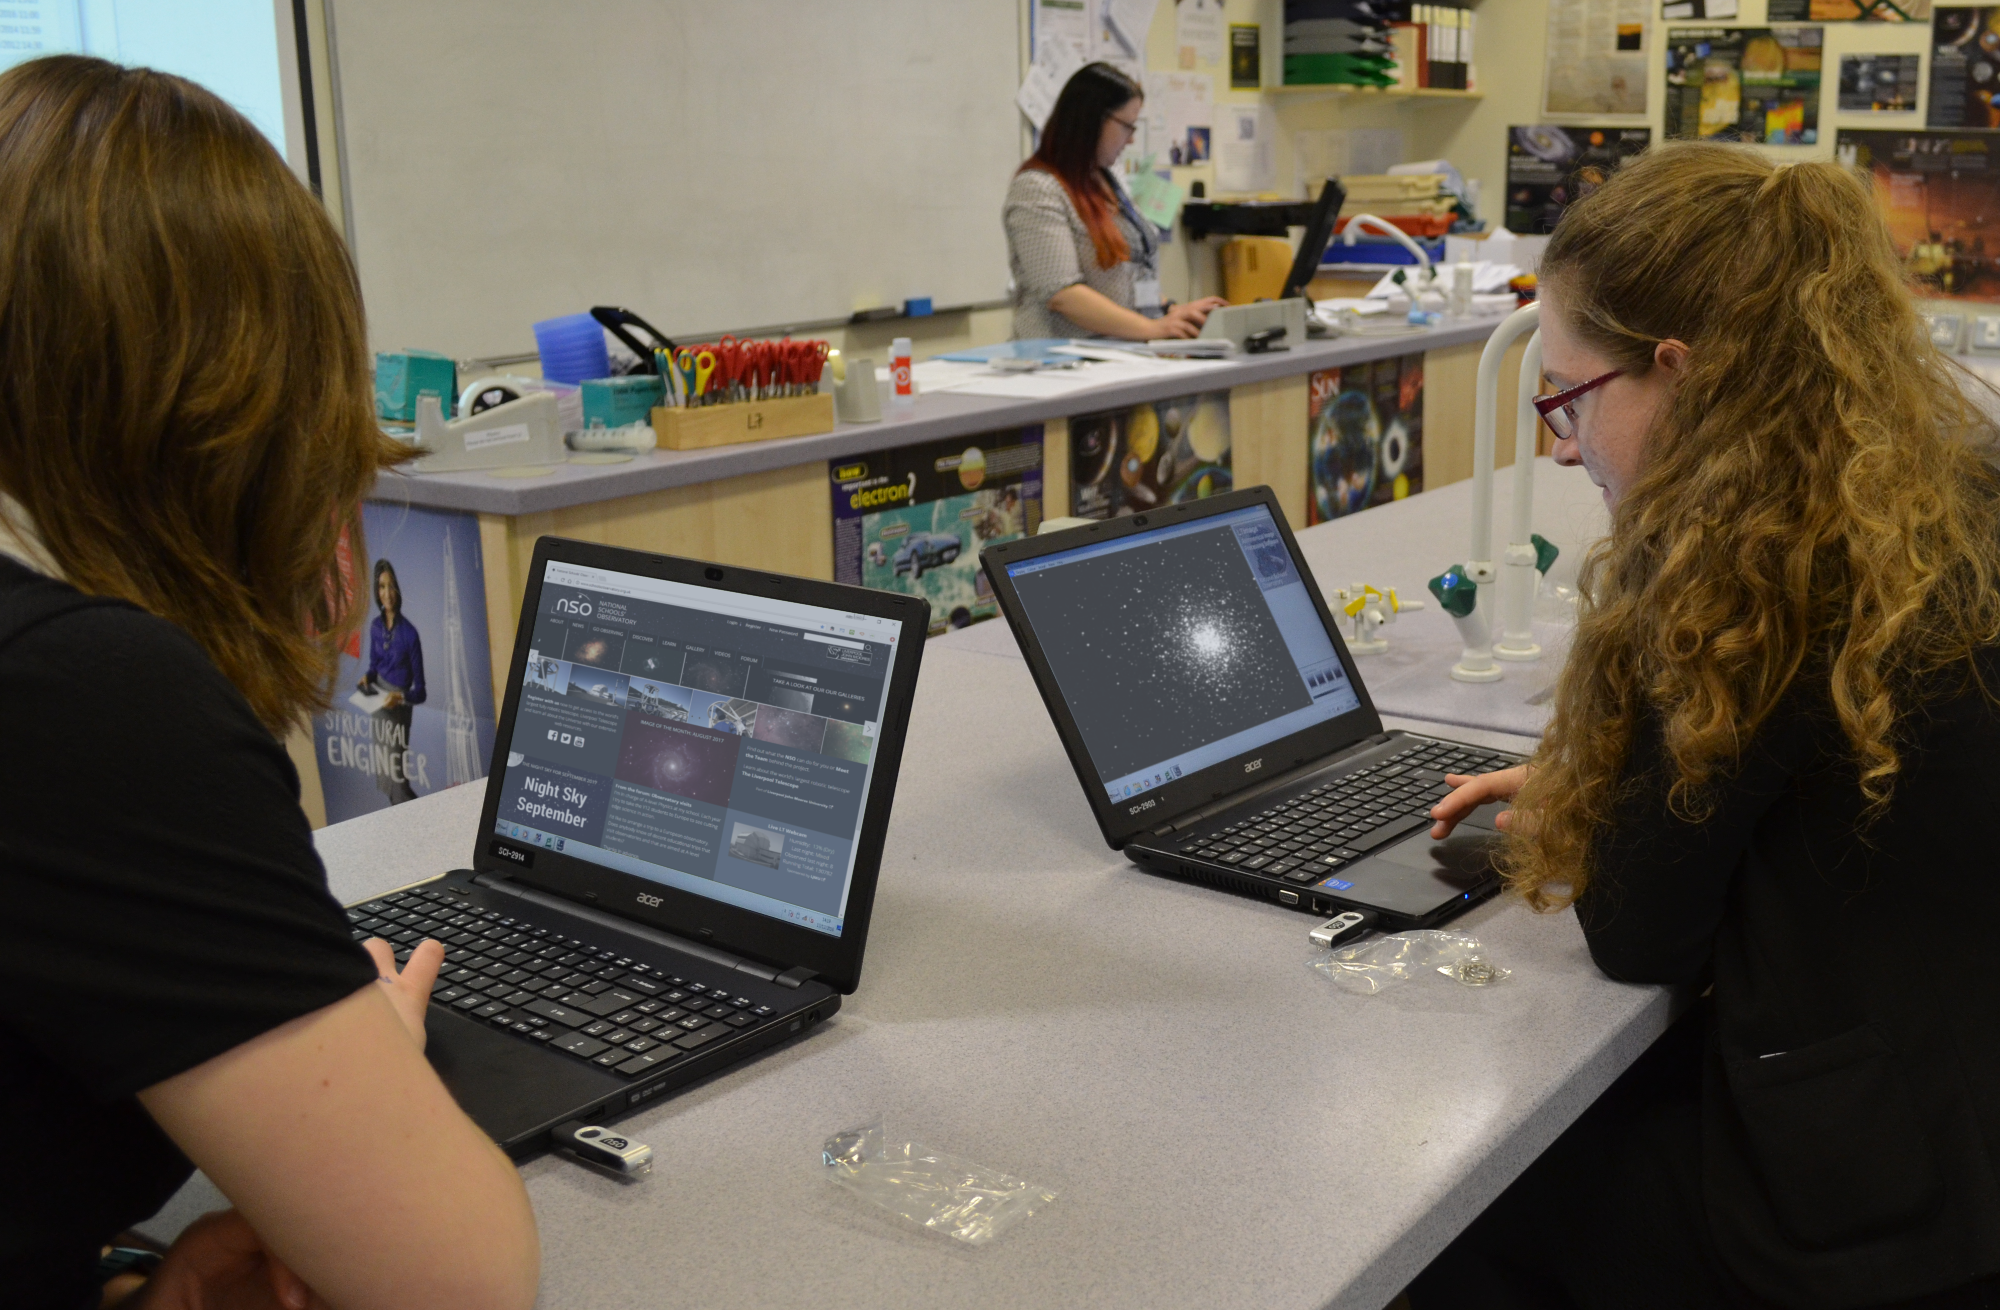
[1106,170,1156,267]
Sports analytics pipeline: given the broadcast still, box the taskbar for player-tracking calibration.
[495,820,844,937]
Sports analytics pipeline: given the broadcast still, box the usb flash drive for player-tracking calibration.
[1309,909,1375,950]
[553,1120,653,1177]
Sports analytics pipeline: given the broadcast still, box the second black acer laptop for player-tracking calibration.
[980,486,1523,927]
[347,536,928,1156]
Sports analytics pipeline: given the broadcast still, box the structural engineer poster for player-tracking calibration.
[315,502,497,822]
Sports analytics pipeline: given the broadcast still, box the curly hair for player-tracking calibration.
[1504,142,2000,910]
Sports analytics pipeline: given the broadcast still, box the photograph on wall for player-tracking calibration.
[1306,354,1424,525]
[1839,53,1922,110]
[314,503,497,824]
[1070,390,1232,522]
[1665,26,1823,143]
[1768,0,1928,20]
[1837,129,2000,299]
[1505,125,1652,233]
[1929,8,2000,127]
[831,427,1043,637]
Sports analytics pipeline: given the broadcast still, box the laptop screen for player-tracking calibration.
[1001,504,1360,803]
[493,559,906,938]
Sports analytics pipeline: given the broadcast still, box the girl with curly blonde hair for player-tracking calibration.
[1414,143,2000,1308]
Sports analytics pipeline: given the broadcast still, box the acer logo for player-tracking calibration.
[553,595,593,617]
[1244,759,1263,773]
[636,892,663,908]
[1128,797,1157,813]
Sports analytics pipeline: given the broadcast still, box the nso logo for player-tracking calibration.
[553,593,593,617]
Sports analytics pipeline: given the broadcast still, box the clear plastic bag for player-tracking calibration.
[1310,929,1512,994]
[822,1121,1057,1246]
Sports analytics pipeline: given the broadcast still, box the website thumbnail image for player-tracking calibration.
[495,586,895,935]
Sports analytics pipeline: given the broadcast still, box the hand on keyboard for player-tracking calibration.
[1429,765,1529,840]
[362,936,444,1051]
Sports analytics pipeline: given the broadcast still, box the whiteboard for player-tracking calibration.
[331,1,1023,358]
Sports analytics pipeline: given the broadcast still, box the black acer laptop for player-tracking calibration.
[348,537,927,1157]
[980,486,1523,927]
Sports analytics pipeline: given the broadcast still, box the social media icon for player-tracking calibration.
[560,732,573,744]
[574,735,585,747]
[547,729,557,741]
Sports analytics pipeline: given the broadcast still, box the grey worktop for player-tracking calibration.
[372,318,1506,518]
[142,610,1670,1309]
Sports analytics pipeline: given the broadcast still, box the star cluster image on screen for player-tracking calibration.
[1014,526,1310,781]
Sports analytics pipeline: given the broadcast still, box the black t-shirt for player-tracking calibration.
[0,559,376,1309]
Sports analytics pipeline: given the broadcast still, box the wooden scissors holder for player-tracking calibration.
[650,392,836,451]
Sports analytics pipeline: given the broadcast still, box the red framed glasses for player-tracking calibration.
[1532,369,1621,442]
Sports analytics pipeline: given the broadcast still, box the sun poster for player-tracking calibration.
[1306,354,1425,525]
[1069,390,1233,522]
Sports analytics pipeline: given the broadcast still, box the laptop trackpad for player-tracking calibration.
[1328,827,1500,920]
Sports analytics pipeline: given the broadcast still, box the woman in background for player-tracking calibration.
[1003,61,1225,341]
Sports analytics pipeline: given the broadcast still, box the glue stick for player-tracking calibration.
[890,337,914,408]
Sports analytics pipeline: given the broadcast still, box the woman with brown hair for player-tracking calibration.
[1003,61,1225,340]
[0,56,537,1309]
[1417,143,2000,1308]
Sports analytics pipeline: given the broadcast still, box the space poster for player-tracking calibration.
[1069,390,1233,521]
[314,502,498,823]
[1665,26,1823,144]
[1929,8,2000,127]
[830,427,1043,637]
[1505,125,1652,234]
[1306,353,1424,524]
[1837,129,2000,298]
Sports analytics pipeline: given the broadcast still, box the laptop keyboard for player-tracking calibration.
[1171,737,1521,885]
[346,885,774,1080]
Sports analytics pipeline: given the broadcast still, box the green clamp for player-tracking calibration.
[1531,533,1560,576]
[1428,565,1477,619]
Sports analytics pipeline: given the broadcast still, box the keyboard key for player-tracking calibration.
[551,1033,608,1059]
[629,1018,662,1034]
[702,1004,734,1019]
[582,1020,612,1037]
[580,989,641,1018]
[524,999,588,1028]
[1352,813,1430,851]
[451,993,484,1011]
[600,1029,633,1046]
[593,1050,626,1068]
[724,1013,756,1029]
[1241,855,1271,870]
[432,985,466,1005]
[675,1016,707,1031]
[616,1048,680,1076]
[672,1027,724,1052]
[622,1036,658,1053]
[623,976,663,996]
[472,1002,507,1020]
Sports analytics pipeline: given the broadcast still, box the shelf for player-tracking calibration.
[1270,85,1483,99]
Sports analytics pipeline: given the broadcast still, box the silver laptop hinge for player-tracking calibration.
[472,873,782,983]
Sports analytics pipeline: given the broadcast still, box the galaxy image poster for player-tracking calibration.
[1665,26,1824,144]
[1505,125,1652,234]
[1837,129,2000,299]
[1070,390,1233,522]
[1306,354,1424,525]
[1839,53,1921,111]
[315,502,497,824]
[831,428,1042,637]
[1928,8,2000,128]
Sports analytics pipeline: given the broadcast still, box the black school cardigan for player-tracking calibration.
[1577,657,2000,1308]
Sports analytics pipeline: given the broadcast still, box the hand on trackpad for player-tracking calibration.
[1459,800,1509,832]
